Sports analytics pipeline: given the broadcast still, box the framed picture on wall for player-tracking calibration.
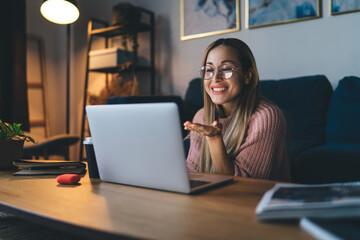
[331,0,360,15]
[247,0,321,29]
[180,0,240,41]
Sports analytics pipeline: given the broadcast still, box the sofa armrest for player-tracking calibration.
[292,142,360,184]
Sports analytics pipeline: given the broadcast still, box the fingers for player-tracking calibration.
[184,121,221,137]
[210,120,219,127]
[184,121,205,132]
[183,121,193,131]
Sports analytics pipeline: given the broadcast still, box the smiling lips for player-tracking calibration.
[211,85,228,95]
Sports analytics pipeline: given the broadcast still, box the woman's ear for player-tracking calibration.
[245,70,252,85]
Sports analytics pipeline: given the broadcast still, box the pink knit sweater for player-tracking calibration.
[186,100,291,181]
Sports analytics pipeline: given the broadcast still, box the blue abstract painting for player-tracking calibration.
[181,0,239,40]
[331,0,360,15]
[248,0,320,28]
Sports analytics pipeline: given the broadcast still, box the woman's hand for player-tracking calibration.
[183,120,222,137]
[184,120,234,175]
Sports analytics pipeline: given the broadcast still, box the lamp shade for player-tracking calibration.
[40,0,79,24]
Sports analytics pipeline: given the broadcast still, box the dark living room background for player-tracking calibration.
[24,0,360,161]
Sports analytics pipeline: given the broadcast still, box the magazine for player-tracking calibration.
[256,182,360,221]
[300,217,360,240]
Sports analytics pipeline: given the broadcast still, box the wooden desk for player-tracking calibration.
[0,170,314,240]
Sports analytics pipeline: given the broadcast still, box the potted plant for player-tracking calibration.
[0,120,35,168]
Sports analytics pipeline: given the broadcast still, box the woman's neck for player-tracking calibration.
[221,103,234,117]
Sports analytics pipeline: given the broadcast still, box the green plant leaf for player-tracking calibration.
[0,119,36,143]
[13,123,23,134]
[6,122,14,132]
[0,122,13,139]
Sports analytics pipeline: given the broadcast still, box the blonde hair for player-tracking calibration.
[198,38,260,173]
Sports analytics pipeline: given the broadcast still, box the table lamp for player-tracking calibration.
[40,0,79,134]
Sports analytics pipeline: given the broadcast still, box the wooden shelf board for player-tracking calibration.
[90,23,151,38]
[89,65,151,74]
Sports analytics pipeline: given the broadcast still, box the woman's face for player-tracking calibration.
[204,45,249,114]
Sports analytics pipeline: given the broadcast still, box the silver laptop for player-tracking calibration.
[86,102,233,194]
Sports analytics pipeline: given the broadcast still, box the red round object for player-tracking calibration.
[56,174,81,184]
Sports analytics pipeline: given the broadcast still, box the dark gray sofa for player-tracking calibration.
[108,75,360,184]
[183,75,360,184]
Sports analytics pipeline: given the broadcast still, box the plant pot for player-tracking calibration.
[0,139,24,169]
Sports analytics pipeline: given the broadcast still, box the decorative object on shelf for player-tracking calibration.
[0,120,35,169]
[181,0,240,41]
[40,0,79,24]
[89,48,133,70]
[88,74,139,105]
[112,2,142,52]
[331,0,360,15]
[247,0,321,29]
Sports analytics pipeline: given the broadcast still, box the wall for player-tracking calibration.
[111,0,360,95]
[167,0,360,95]
[27,0,360,160]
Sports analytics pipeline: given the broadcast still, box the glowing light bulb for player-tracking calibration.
[40,0,79,25]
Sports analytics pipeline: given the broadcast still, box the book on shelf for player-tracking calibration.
[13,159,86,175]
[255,182,360,221]
[300,217,360,240]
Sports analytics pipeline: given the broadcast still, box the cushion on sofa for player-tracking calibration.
[326,76,360,144]
[293,142,360,184]
[260,75,333,151]
[183,78,203,122]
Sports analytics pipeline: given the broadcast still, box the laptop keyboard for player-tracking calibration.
[190,180,211,188]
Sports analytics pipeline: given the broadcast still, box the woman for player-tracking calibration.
[184,38,290,181]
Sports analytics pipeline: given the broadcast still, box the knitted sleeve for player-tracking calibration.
[233,103,290,181]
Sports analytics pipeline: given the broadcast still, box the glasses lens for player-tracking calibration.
[220,65,233,79]
[203,66,214,80]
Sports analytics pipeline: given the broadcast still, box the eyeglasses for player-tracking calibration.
[200,64,242,80]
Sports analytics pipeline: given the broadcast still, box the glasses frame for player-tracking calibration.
[200,65,243,80]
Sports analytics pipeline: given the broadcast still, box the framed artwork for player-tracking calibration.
[331,0,360,15]
[180,0,240,41]
[247,0,321,29]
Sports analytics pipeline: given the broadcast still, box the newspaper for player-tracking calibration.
[256,182,360,221]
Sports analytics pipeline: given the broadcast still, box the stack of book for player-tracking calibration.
[256,182,360,221]
[256,182,360,239]
[13,159,86,175]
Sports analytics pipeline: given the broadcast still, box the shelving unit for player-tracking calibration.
[79,8,155,161]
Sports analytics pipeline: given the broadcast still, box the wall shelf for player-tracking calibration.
[79,7,155,161]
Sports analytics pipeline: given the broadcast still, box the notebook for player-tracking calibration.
[86,102,233,194]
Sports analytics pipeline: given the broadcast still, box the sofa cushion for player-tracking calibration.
[260,75,333,152]
[290,139,324,157]
[292,142,360,184]
[326,76,360,144]
[183,78,203,122]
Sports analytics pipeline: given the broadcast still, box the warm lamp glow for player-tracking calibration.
[40,0,79,24]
